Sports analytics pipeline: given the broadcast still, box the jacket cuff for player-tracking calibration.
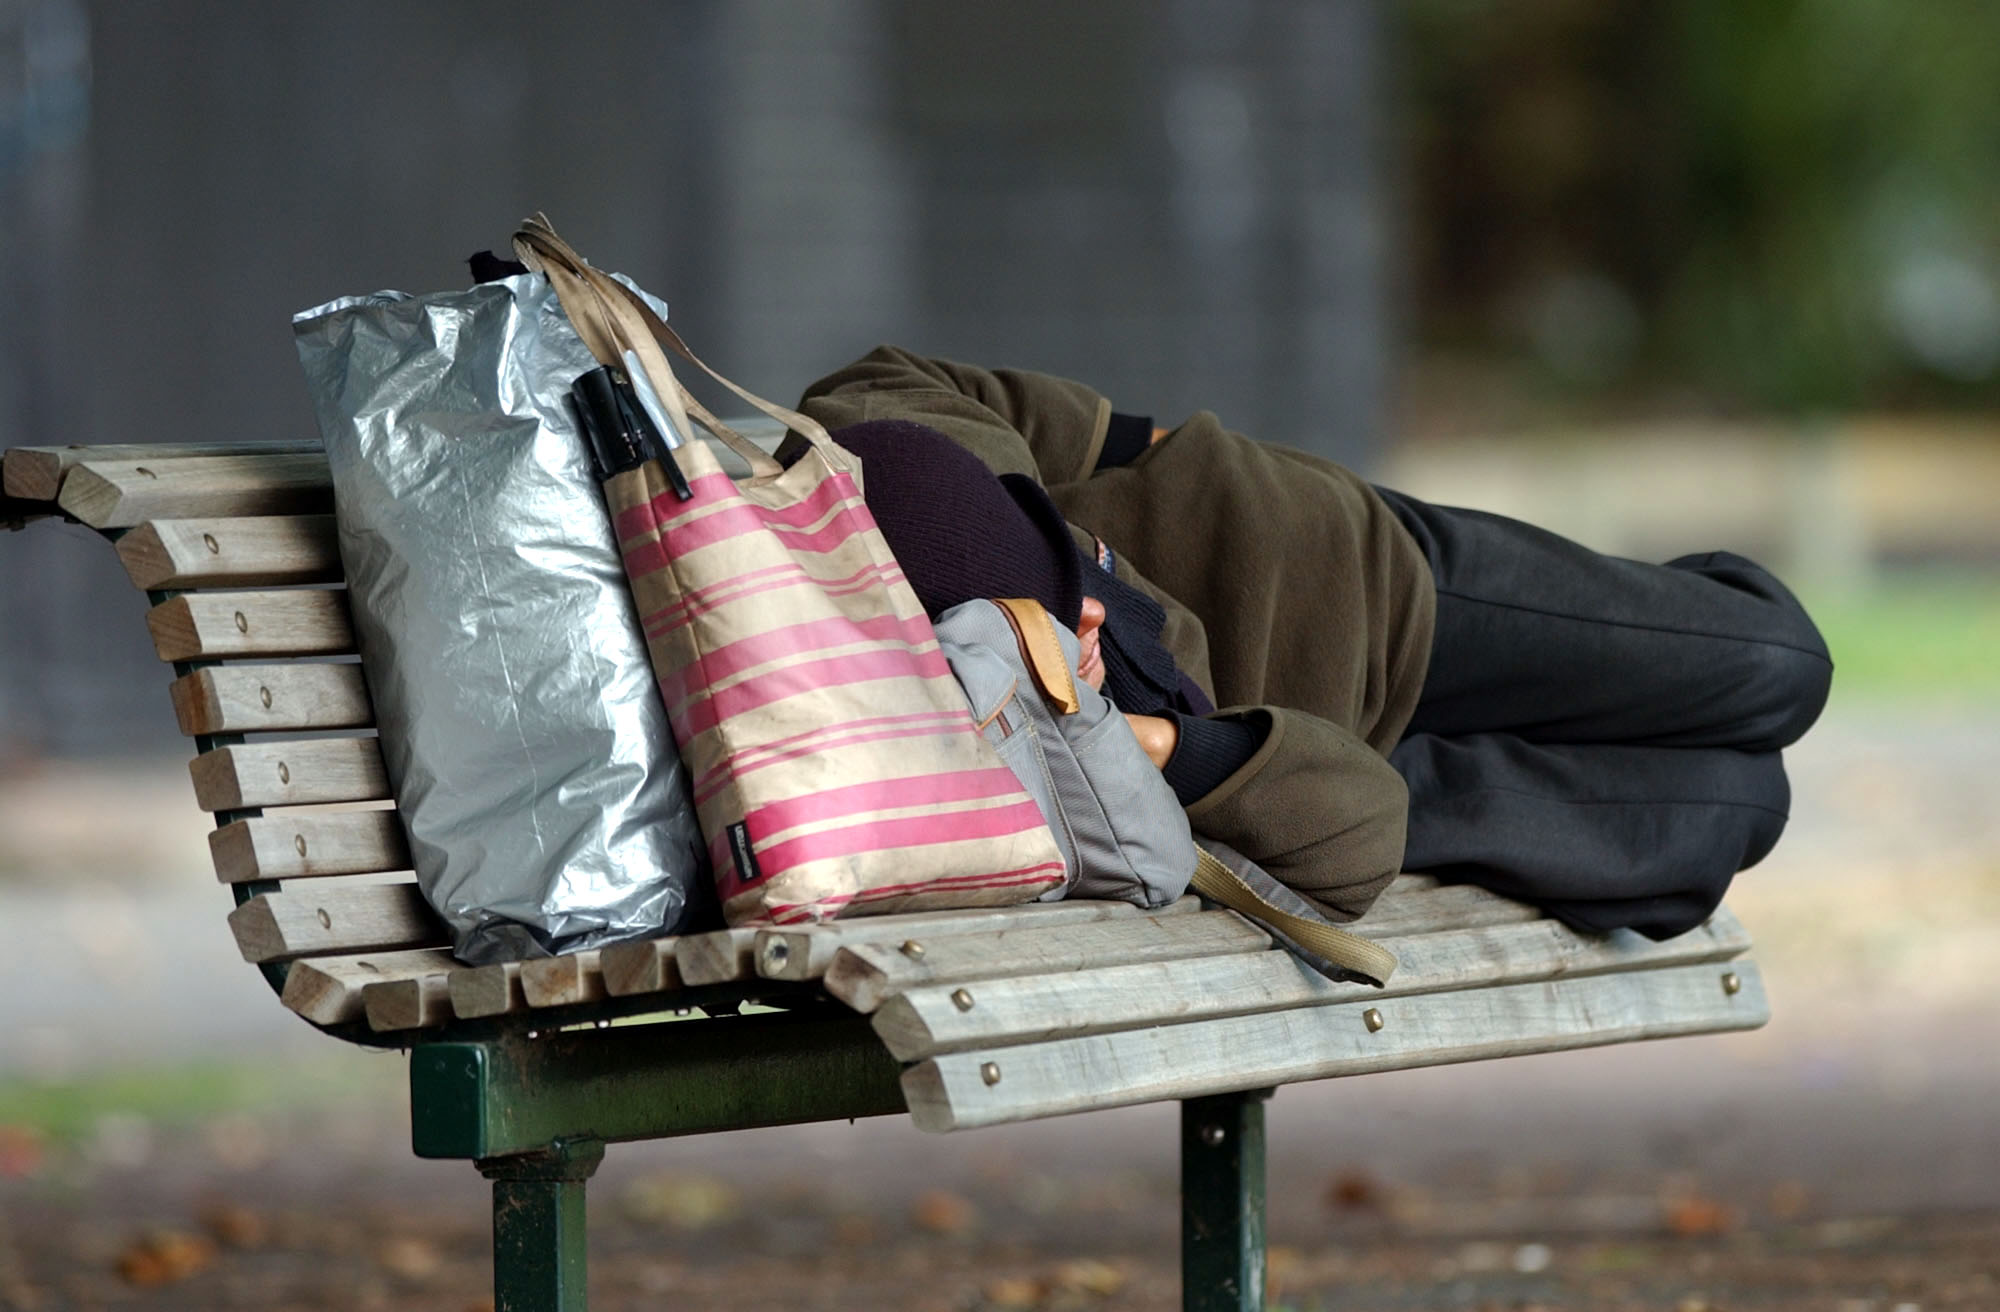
[1162,710,1269,807]
[1095,411,1156,471]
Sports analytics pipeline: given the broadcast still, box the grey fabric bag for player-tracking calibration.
[935,596,1399,985]
[934,598,1196,908]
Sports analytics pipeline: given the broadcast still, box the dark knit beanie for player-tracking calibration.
[830,419,1084,628]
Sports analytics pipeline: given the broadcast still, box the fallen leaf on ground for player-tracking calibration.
[1324,1167,1383,1211]
[911,1189,978,1235]
[1664,1195,1740,1238]
[1050,1258,1124,1296]
[115,1230,216,1286]
[0,1128,43,1179]
[199,1203,267,1250]
[982,1275,1043,1307]
[377,1235,443,1281]
[620,1173,739,1230]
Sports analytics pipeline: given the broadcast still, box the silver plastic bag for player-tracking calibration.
[292,273,708,963]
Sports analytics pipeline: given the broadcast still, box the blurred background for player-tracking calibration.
[2,2,1996,1308]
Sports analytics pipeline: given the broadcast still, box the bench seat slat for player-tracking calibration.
[281,947,459,1026]
[148,590,354,661]
[600,939,682,996]
[672,928,764,987]
[58,453,332,528]
[208,811,410,882]
[823,910,1270,1014]
[872,907,1754,1061]
[754,897,1195,982]
[118,515,340,589]
[1353,880,1542,936]
[171,663,372,735]
[901,960,1769,1132]
[2,441,323,502]
[190,739,389,810]
[229,882,445,963]
[363,973,452,1033]
[521,952,607,1009]
[449,961,528,1019]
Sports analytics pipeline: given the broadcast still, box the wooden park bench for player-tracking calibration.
[0,439,1770,1312]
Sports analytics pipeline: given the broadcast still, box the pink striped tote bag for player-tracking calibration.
[514,218,1065,924]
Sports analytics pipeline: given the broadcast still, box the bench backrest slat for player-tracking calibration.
[2,441,324,501]
[118,515,341,589]
[228,884,444,963]
[147,590,354,661]
[59,453,334,528]
[209,812,410,883]
[189,739,390,811]
[170,663,373,735]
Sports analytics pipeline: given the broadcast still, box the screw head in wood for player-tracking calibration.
[277,761,291,785]
[202,532,221,554]
[764,940,790,968]
[951,988,975,1012]
[233,610,249,633]
[1721,971,1742,996]
[294,833,308,857]
[316,908,331,929]
[1363,1008,1385,1033]
[980,1061,1002,1085]
[259,685,273,709]
[900,939,927,960]
[1200,1124,1226,1147]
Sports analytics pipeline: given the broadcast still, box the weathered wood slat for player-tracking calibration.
[228,882,445,963]
[189,738,389,811]
[363,972,453,1032]
[599,938,681,996]
[823,910,1270,1015]
[755,898,1195,982]
[281,948,459,1026]
[902,961,1769,1132]
[208,811,409,882]
[872,908,1754,1061]
[117,515,341,589]
[170,663,372,735]
[673,928,763,987]
[2,441,322,502]
[1353,881,1542,936]
[521,952,607,1008]
[449,962,527,1020]
[57,453,332,528]
[147,590,354,661]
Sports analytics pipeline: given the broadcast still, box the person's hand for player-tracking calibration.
[1122,712,1178,770]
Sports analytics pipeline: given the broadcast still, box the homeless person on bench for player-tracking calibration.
[798,346,1834,939]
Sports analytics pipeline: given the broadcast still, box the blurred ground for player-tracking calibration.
[2,681,1997,1309]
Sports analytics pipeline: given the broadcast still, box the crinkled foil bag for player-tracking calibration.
[292,274,709,963]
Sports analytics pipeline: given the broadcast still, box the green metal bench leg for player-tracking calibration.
[1180,1089,1271,1312]
[479,1138,605,1312]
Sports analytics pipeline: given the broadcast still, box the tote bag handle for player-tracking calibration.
[513,214,842,483]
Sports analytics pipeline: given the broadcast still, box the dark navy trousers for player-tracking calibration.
[1373,488,1834,939]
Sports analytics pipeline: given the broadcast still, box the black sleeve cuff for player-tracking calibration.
[1095,411,1155,471]
[1161,712,1267,806]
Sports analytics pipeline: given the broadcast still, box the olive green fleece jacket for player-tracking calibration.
[800,346,1437,921]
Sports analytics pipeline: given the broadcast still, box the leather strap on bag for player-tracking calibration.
[1191,846,1398,986]
[513,214,844,484]
[992,597,1081,715]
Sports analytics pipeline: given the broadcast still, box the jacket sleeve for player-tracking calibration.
[799,345,1113,485]
[1183,707,1406,922]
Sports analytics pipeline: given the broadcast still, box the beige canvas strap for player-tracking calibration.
[513,215,843,483]
[1191,846,1398,985]
[992,597,1081,715]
